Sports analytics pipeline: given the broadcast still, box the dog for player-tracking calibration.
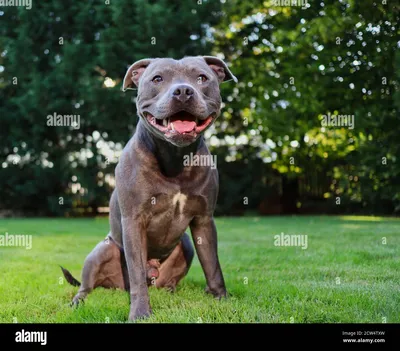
[61,56,237,321]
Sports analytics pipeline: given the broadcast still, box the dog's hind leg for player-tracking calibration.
[154,232,194,292]
[68,235,126,306]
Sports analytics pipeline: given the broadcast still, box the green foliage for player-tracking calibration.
[211,0,399,214]
[0,0,221,215]
[0,0,398,215]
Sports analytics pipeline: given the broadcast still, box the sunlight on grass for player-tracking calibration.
[336,216,399,222]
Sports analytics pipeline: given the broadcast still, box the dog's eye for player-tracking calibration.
[152,75,163,83]
[197,74,208,84]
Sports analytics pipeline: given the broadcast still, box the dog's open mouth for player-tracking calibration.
[144,111,214,136]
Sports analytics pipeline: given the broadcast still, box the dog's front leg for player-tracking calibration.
[190,216,227,298]
[121,215,151,321]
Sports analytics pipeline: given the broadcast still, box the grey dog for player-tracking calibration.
[61,56,237,321]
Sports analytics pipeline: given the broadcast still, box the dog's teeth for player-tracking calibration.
[163,118,168,127]
[195,118,199,125]
[171,122,175,131]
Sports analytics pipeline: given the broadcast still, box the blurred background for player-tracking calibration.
[0,0,398,217]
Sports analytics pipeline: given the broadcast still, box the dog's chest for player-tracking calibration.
[147,192,206,222]
[145,192,206,244]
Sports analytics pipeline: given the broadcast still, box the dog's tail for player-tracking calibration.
[60,266,81,287]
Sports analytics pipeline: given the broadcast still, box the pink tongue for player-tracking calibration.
[172,120,196,133]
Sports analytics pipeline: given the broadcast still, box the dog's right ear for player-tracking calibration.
[122,59,154,91]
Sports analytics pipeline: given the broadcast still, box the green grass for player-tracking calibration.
[0,216,399,323]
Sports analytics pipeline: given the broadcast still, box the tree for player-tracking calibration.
[0,0,222,215]
[211,0,399,214]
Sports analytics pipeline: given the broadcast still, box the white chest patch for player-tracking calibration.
[172,192,187,214]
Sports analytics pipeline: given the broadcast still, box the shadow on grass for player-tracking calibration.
[180,278,247,300]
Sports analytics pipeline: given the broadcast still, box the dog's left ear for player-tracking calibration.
[203,56,238,84]
[122,58,154,91]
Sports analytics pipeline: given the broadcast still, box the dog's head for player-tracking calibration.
[122,56,237,147]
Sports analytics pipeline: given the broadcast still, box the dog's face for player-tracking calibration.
[123,56,237,147]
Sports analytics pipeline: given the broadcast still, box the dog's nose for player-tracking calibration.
[172,84,194,103]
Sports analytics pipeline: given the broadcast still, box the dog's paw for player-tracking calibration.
[128,307,152,322]
[164,285,176,293]
[128,296,152,321]
[205,286,228,300]
[70,293,86,307]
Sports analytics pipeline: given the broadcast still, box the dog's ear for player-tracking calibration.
[122,58,154,91]
[203,56,238,84]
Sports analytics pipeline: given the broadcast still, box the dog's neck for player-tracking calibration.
[137,120,203,177]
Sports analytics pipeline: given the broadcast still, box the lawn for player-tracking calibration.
[0,216,399,323]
